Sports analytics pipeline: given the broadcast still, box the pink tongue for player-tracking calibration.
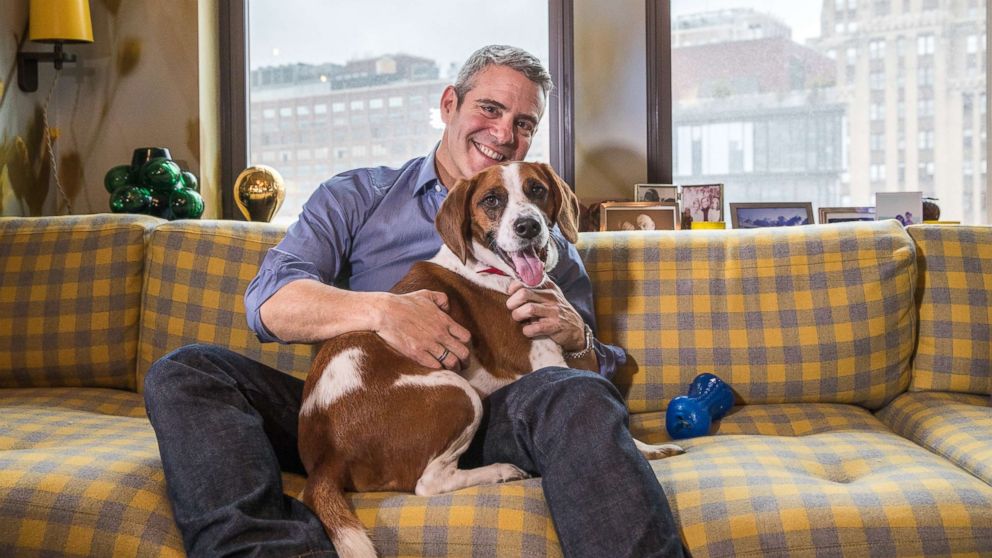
[510,249,544,287]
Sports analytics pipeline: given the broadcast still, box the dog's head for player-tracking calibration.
[436,161,580,287]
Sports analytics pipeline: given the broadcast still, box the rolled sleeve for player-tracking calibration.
[549,231,627,379]
[244,172,373,343]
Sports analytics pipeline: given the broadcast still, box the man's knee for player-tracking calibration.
[143,343,232,400]
[526,368,628,422]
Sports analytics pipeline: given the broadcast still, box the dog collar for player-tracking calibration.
[478,267,509,276]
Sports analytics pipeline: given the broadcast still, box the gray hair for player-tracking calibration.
[453,45,554,106]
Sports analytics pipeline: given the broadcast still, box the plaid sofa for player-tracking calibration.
[1,214,990,557]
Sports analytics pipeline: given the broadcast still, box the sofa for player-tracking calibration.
[1,213,990,557]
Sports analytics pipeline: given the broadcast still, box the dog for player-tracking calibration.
[298,161,683,557]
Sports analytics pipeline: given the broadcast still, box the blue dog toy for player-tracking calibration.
[665,373,734,439]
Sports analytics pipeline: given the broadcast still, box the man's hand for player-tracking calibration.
[506,280,586,352]
[373,290,471,372]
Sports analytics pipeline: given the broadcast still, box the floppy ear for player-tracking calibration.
[435,178,476,264]
[537,163,580,243]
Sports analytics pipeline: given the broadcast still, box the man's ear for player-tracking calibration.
[439,85,458,124]
[435,178,476,264]
[538,163,580,243]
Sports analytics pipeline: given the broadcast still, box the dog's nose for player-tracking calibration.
[514,218,542,239]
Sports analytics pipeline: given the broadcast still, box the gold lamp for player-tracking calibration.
[17,0,94,92]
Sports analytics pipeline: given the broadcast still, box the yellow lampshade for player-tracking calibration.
[29,0,94,44]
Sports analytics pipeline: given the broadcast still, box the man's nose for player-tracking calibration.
[491,118,514,145]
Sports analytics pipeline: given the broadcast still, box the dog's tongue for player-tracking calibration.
[510,248,544,287]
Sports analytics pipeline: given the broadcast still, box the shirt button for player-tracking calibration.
[434,184,442,192]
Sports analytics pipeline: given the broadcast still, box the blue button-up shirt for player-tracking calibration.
[245,148,626,378]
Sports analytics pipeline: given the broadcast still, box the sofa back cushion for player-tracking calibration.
[137,220,312,388]
[907,225,992,395]
[577,220,917,414]
[0,214,160,390]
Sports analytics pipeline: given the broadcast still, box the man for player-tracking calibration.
[144,45,685,558]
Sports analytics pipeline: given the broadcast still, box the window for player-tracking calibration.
[657,0,989,223]
[221,0,574,225]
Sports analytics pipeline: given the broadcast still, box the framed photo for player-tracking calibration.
[875,191,923,226]
[599,201,680,231]
[818,206,876,224]
[634,184,678,203]
[730,202,814,229]
[680,184,724,224]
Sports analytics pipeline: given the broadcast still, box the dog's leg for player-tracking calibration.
[416,458,530,497]
[633,437,684,460]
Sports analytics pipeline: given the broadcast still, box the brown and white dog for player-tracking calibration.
[298,162,682,558]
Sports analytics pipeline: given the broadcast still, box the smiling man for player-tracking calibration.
[143,45,685,558]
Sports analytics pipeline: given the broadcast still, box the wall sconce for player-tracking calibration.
[17,0,94,92]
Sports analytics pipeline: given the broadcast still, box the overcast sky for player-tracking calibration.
[249,1,821,70]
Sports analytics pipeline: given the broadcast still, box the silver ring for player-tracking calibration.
[436,348,450,362]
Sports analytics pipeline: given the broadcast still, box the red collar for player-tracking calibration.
[478,267,509,276]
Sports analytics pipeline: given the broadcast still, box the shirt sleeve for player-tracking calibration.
[244,171,374,343]
[549,230,627,379]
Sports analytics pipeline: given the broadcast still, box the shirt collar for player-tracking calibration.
[412,143,446,196]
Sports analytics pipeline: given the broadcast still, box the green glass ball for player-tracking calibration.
[169,189,205,219]
[180,170,199,192]
[141,158,182,191]
[109,185,152,214]
[104,165,133,194]
[148,190,172,218]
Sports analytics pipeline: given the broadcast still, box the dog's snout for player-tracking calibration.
[514,217,542,239]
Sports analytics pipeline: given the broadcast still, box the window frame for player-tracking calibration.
[220,0,575,220]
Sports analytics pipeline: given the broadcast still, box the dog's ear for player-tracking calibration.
[537,163,580,243]
[435,177,476,264]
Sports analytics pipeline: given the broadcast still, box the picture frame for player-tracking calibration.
[730,202,815,229]
[680,184,724,224]
[875,191,923,226]
[599,201,680,232]
[634,184,678,203]
[818,206,876,224]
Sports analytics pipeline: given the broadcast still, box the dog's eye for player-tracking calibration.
[481,195,501,208]
[529,183,548,199]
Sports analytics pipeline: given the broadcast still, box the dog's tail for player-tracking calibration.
[303,468,376,558]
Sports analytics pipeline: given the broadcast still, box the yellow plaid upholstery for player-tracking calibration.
[347,479,560,557]
[0,214,161,390]
[877,390,992,485]
[906,225,992,395]
[136,220,313,388]
[630,402,891,443]
[577,220,917,413]
[648,428,992,556]
[0,389,184,557]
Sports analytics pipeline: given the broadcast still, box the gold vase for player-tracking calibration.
[234,165,286,222]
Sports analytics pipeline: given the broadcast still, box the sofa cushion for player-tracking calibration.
[347,479,561,557]
[906,225,992,395]
[630,402,891,442]
[646,427,992,556]
[0,389,184,557]
[0,214,161,390]
[876,390,992,486]
[137,220,313,387]
[578,220,917,413]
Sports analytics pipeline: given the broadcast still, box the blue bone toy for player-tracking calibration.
[665,373,734,439]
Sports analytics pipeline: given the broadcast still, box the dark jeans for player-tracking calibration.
[144,344,685,558]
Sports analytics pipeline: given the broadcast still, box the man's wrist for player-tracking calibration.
[564,324,594,360]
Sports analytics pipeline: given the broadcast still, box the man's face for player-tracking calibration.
[435,65,546,182]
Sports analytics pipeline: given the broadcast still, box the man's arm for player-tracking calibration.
[259,278,471,371]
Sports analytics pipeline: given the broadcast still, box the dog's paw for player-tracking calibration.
[633,438,685,460]
[494,463,530,483]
